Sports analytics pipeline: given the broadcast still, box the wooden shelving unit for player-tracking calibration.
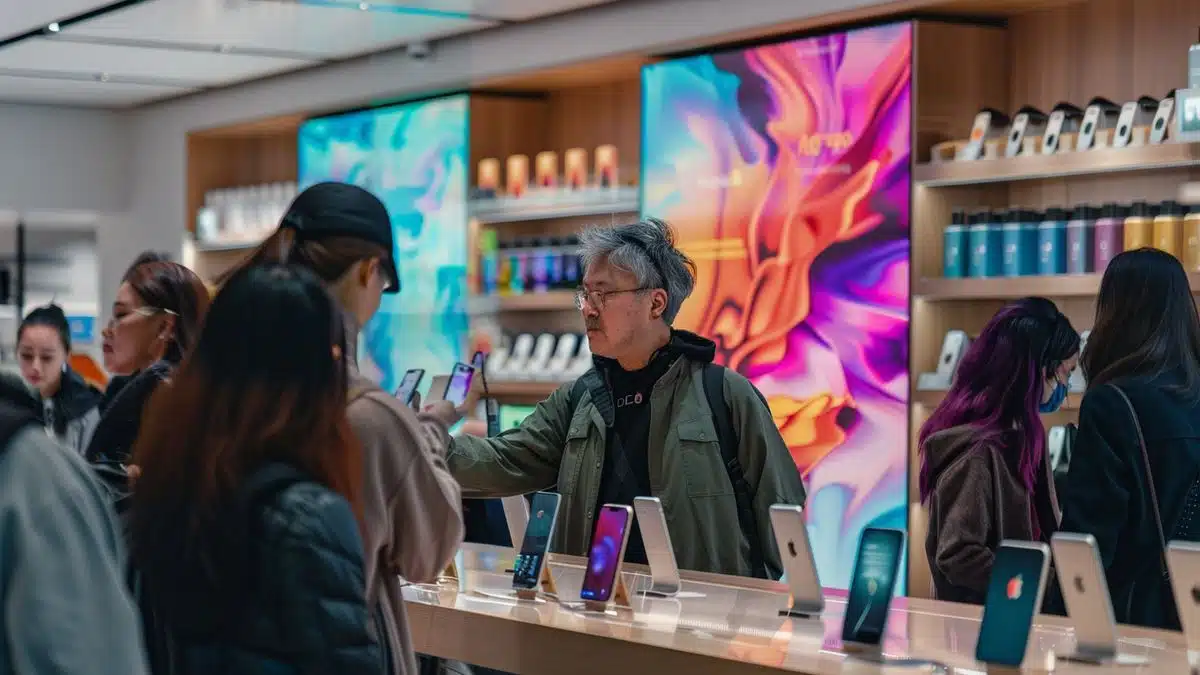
[914,141,1200,187]
[912,388,1083,411]
[467,291,577,315]
[485,379,564,404]
[470,187,639,224]
[908,0,1200,598]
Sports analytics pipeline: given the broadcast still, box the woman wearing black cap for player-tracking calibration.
[221,181,464,675]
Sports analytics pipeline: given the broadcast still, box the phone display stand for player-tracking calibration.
[514,565,559,601]
[1055,650,1150,667]
[778,599,820,619]
[582,574,632,613]
[440,560,459,581]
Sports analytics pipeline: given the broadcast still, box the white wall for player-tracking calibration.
[123,0,904,298]
[0,103,129,213]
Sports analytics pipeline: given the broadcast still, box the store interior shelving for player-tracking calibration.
[908,0,1200,597]
[465,61,645,402]
[185,114,302,282]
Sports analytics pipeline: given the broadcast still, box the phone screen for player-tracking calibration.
[841,528,904,646]
[513,492,560,589]
[580,506,630,601]
[443,363,475,405]
[976,544,1049,666]
[393,369,424,404]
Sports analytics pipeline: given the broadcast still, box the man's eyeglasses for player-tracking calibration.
[573,287,649,311]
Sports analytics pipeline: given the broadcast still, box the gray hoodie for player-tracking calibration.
[0,378,148,675]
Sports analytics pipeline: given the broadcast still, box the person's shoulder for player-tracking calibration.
[712,364,768,406]
[263,480,363,564]
[345,375,416,432]
[0,425,107,510]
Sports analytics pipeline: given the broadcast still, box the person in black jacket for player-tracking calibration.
[17,303,103,454]
[128,263,381,674]
[86,260,210,467]
[1046,248,1200,629]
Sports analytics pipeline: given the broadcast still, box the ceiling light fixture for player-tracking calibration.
[46,23,61,33]
[97,73,110,82]
[218,44,233,53]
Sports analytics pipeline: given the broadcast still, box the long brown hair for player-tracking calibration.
[129,264,362,618]
[123,261,210,363]
[218,227,387,288]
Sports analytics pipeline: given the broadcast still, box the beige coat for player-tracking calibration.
[346,341,463,674]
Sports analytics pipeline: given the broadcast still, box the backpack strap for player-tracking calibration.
[567,369,613,426]
[701,363,768,579]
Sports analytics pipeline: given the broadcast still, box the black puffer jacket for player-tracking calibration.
[142,463,383,675]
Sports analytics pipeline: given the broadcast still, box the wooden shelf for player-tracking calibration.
[914,142,1200,187]
[916,273,1200,301]
[470,187,639,224]
[913,389,1083,411]
[467,291,577,314]
[485,379,564,404]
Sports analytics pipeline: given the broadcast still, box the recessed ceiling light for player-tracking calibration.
[218,44,233,53]
[98,73,110,82]
[46,22,61,33]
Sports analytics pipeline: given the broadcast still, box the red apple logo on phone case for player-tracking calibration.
[1007,574,1023,600]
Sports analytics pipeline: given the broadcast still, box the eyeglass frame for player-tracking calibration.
[573,286,654,311]
[107,306,177,328]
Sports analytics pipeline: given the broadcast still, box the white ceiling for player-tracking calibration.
[0,0,620,108]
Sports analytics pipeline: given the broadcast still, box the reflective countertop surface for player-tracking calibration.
[402,544,1190,673]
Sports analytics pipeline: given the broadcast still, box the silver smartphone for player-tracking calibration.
[1167,541,1200,651]
[633,496,681,596]
[1050,533,1119,658]
[501,496,529,552]
[976,541,1052,667]
[769,504,824,617]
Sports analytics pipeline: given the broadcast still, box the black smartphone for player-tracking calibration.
[976,541,1051,666]
[393,368,424,404]
[512,492,561,590]
[841,527,905,648]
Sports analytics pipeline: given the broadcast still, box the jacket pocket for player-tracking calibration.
[676,418,734,498]
[558,416,592,497]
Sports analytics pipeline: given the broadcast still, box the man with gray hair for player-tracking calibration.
[449,218,805,579]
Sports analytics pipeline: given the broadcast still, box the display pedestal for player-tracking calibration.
[514,564,558,601]
[583,574,632,612]
[1056,650,1151,667]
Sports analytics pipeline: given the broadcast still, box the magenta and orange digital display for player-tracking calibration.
[581,506,631,601]
[640,22,912,591]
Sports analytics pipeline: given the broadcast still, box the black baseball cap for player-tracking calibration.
[280,181,400,293]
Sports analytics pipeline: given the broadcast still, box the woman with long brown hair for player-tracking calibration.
[219,181,463,675]
[130,263,381,673]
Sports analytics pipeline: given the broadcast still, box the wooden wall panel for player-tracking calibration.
[546,79,642,185]
[1008,0,1199,112]
[468,96,550,186]
[185,133,297,233]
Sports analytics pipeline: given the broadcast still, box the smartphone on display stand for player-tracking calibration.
[975,541,1051,667]
[393,368,424,405]
[511,492,560,595]
[633,497,681,597]
[1167,541,1200,660]
[841,527,906,656]
[1050,532,1149,665]
[501,496,530,555]
[579,504,634,609]
[442,362,476,406]
[769,505,824,618]
[471,350,486,370]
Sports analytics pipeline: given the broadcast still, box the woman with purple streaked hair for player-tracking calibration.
[920,297,1080,605]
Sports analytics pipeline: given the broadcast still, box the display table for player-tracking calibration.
[403,544,1188,673]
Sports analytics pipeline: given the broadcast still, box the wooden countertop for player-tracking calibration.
[403,544,1189,674]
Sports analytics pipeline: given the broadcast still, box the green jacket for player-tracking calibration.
[449,333,807,578]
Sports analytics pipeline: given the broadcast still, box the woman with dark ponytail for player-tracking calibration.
[17,303,102,453]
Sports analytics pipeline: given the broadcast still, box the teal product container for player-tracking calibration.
[1001,209,1024,277]
[1037,209,1069,275]
[480,229,499,295]
[968,210,1001,277]
[509,238,527,295]
[943,209,968,278]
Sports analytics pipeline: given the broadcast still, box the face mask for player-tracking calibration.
[1040,379,1068,413]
